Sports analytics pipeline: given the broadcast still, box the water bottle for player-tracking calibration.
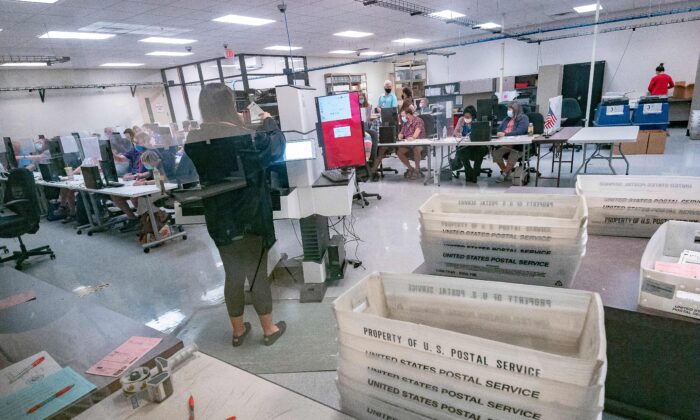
[528,123,534,136]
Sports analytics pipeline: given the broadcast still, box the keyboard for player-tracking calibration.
[106,181,124,187]
[322,169,351,183]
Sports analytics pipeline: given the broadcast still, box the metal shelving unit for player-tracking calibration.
[324,73,367,95]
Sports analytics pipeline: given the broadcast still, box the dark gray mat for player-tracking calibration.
[177,299,339,374]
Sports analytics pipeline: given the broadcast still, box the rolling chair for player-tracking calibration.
[354,130,381,206]
[0,168,55,269]
[561,98,584,152]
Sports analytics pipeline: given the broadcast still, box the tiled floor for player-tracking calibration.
[2,128,697,416]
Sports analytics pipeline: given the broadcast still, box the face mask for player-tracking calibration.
[507,110,514,118]
[359,98,365,105]
[134,145,146,152]
[143,163,155,170]
[35,142,43,150]
[401,116,408,123]
[384,88,392,94]
[464,118,472,124]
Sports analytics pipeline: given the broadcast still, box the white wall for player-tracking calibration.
[0,69,161,139]
[306,57,393,104]
[428,21,700,97]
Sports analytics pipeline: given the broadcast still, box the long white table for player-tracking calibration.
[568,126,640,178]
[76,352,350,420]
[34,174,185,253]
[380,135,534,186]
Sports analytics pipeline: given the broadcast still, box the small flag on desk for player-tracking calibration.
[544,105,558,130]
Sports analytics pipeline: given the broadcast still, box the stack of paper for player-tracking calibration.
[640,221,700,319]
[419,193,588,288]
[576,175,700,237]
[333,272,607,420]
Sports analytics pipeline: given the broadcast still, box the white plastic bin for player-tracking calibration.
[333,272,607,387]
[639,221,700,319]
[338,380,435,420]
[338,335,605,410]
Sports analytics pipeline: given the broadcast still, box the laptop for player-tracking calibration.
[379,126,397,144]
[469,121,492,142]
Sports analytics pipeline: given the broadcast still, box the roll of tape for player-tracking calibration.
[120,366,151,395]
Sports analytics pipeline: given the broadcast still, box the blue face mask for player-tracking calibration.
[143,163,155,170]
[359,98,365,105]
[134,145,146,152]
[507,110,514,118]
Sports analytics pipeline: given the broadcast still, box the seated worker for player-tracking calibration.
[454,106,488,184]
[16,135,51,171]
[111,132,152,230]
[493,102,529,183]
[396,108,426,180]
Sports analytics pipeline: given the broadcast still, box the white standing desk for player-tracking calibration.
[568,126,640,178]
[76,352,350,420]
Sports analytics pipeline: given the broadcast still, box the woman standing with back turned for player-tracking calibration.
[648,63,674,96]
[186,83,287,347]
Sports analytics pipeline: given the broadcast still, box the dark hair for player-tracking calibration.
[123,128,135,138]
[199,83,246,125]
[402,86,412,99]
[656,62,665,72]
[463,105,477,118]
[403,107,414,116]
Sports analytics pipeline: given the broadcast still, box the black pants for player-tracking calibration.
[456,146,489,180]
[218,234,272,317]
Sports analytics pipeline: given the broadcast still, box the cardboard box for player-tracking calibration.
[673,81,695,99]
[614,130,648,155]
[646,130,667,154]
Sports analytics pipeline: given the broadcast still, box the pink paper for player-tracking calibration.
[655,261,700,278]
[86,336,162,377]
[0,290,37,310]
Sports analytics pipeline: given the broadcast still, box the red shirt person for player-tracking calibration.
[648,63,674,96]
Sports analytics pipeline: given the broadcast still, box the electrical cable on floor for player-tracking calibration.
[289,219,303,249]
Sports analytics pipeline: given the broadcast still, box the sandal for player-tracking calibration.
[232,322,251,347]
[408,169,418,180]
[263,321,287,346]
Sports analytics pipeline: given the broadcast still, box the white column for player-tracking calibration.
[584,0,601,127]
[498,14,505,99]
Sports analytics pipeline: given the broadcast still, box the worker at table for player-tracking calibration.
[647,62,674,96]
[397,108,426,180]
[454,106,489,184]
[493,101,529,183]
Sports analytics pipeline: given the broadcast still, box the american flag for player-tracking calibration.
[544,105,558,130]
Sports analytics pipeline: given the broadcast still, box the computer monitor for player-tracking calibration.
[2,137,18,170]
[469,122,492,142]
[59,135,82,168]
[315,92,367,171]
[99,140,119,183]
[48,137,63,157]
[476,99,496,122]
[380,107,398,126]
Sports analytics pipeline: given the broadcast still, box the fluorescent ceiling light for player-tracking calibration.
[392,38,422,44]
[329,50,356,54]
[360,51,383,56]
[1,62,48,67]
[139,37,196,45]
[429,10,465,19]
[212,14,275,26]
[334,30,373,38]
[18,0,59,3]
[476,22,501,29]
[39,31,115,40]
[146,51,194,56]
[100,63,144,67]
[264,45,302,51]
[574,3,603,13]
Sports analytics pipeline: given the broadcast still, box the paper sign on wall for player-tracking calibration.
[606,105,624,116]
[643,103,663,114]
[333,126,351,138]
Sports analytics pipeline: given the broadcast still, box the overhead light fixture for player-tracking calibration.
[1,62,48,67]
[100,63,144,67]
[360,51,383,56]
[429,10,466,19]
[264,45,302,51]
[212,14,275,26]
[475,22,502,29]
[18,0,59,3]
[574,3,603,13]
[39,31,115,40]
[329,50,356,54]
[392,38,422,44]
[334,30,373,38]
[146,51,194,56]
[139,37,197,45]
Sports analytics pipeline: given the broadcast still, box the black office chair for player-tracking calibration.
[527,112,545,135]
[0,168,55,269]
[354,130,381,206]
[561,98,584,127]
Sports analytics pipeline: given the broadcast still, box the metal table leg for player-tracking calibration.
[141,195,186,253]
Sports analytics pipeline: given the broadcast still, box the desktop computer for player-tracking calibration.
[82,166,104,190]
[99,139,123,187]
[380,107,398,126]
[469,122,492,142]
[2,137,18,170]
[48,137,63,158]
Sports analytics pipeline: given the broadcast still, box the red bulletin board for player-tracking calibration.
[317,92,367,170]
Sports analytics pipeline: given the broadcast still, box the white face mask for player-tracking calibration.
[507,110,514,118]
[401,116,408,123]
[464,118,472,124]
